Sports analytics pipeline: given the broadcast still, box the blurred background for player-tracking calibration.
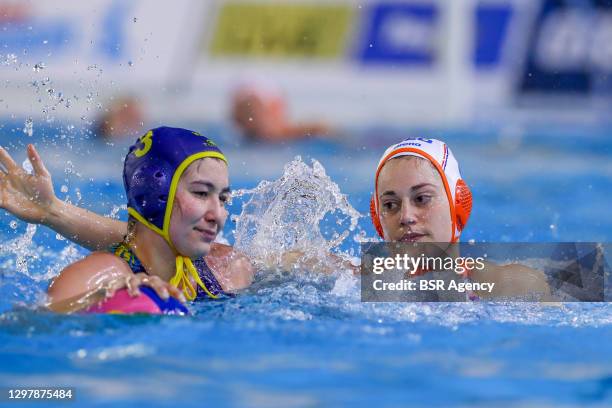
[3,0,612,130]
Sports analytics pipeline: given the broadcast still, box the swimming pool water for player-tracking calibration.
[1,122,611,407]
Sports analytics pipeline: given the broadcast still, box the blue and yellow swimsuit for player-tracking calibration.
[111,242,229,300]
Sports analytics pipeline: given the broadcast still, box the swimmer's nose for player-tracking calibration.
[204,196,227,227]
[399,198,417,226]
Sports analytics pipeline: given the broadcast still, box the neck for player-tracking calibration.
[130,224,178,282]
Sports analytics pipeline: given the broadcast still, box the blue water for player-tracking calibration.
[1,121,612,407]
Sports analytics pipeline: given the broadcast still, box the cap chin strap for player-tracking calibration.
[170,256,217,301]
[127,207,218,301]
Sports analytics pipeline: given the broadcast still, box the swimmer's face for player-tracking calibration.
[377,156,452,243]
[169,158,230,258]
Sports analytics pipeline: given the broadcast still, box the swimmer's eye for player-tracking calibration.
[193,191,209,198]
[381,201,400,213]
[219,194,230,206]
[414,194,432,205]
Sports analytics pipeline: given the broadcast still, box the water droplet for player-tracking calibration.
[64,161,74,175]
[133,17,138,23]
[43,40,48,44]
[55,233,66,241]
[9,220,18,229]
[22,158,33,174]
[23,117,33,136]
[127,60,133,67]
[33,62,46,72]
[2,53,18,66]
[60,185,68,193]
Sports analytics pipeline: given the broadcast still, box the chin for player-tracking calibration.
[193,244,212,258]
[179,243,212,259]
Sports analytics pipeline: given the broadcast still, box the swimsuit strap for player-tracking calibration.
[111,242,147,274]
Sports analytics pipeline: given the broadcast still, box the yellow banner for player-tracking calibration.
[209,3,353,58]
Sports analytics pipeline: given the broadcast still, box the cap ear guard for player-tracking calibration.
[454,179,472,232]
[369,195,384,238]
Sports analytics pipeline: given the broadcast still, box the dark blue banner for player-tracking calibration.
[473,3,513,68]
[520,0,612,94]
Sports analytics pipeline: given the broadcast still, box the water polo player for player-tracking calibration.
[370,138,551,299]
[0,127,253,313]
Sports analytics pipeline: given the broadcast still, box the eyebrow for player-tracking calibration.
[380,183,436,197]
[190,181,231,194]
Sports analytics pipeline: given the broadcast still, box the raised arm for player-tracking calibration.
[0,144,126,250]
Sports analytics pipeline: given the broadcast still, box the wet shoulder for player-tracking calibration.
[206,243,254,291]
[48,252,133,302]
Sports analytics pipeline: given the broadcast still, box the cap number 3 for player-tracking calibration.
[134,130,153,157]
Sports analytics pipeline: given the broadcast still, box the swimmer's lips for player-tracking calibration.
[399,232,427,242]
[194,226,217,242]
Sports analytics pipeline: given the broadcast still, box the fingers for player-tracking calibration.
[167,284,186,303]
[0,146,18,173]
[105,273,187,303]
[27,144,50,178]
[125,275,141,297]
[103,276,124,298]
[131,273,186,303]
[129,273,168,300]
[144,275,170,300]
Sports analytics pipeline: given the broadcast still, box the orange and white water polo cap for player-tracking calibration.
[370,138,473,242]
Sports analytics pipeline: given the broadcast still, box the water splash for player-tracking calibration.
[108,204,127,219]
[1,53,18,66]
[21,157,33,174]
[0,224,38,275]
[23,117,33,136]
[232,157,361,270]
[32,62,46,72]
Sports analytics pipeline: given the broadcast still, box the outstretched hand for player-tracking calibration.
[0,144,58,224]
